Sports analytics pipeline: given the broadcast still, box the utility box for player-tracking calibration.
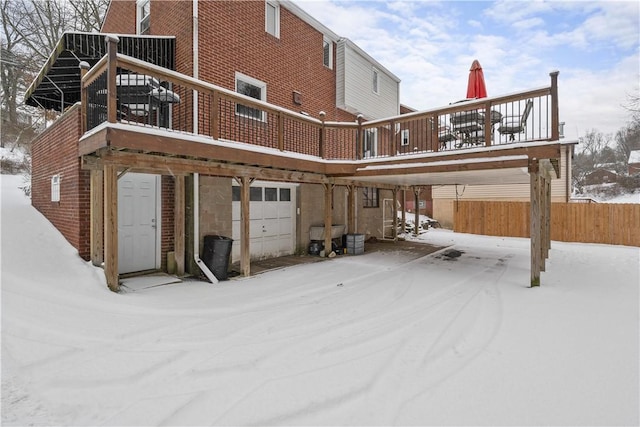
[345,234,364,255]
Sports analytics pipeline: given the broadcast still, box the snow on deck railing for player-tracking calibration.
[81,40,560,161]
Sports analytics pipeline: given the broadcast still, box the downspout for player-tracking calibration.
[191,0,218,283]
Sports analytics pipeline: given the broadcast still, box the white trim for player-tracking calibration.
[235,72,267,122]
[400,129,410,146]
[51,174,60,202]
[154,175,162,270]
[265,0,280,38]
[323,36,333,69]
[372,67,379,95]
[136,0,150,35]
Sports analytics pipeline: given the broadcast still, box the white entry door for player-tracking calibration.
[231,182,296,262]
[118,173,160,274]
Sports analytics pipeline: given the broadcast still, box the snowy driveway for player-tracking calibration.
[2,174,638,426]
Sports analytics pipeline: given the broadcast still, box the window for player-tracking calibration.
[279,188,291,202]
[323,37,333,69]
[232,186,240,201]
[265,1,280,38]
[364,128,377,158]
[363,187,378,208]
[235,72,267,121]
[265,187,278,201]
[372,68,379,94]
[137,0,150,35]
[401,129,409,146]
[250,187,263,201]
[51,174,60,202]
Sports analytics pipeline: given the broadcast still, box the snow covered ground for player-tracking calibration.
[1,173,638,426]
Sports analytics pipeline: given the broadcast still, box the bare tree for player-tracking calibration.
[68,0,110,33]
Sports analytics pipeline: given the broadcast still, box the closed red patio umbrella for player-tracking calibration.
[466,59,487,99]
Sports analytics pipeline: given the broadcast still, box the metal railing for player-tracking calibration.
[81,37,560,161]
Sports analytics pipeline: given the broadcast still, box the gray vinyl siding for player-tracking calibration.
[336,39,399,119]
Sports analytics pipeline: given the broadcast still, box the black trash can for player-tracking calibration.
[203,235,233,280]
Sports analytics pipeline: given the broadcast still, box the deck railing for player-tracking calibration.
[81,37,560,161]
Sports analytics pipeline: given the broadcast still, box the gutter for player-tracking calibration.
[191,0,218,284]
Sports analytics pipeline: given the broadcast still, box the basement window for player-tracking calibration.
[51,174,60,202]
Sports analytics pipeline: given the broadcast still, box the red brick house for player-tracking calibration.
[26,0,565,290]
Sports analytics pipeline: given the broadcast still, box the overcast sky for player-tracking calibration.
[293,0,639,142]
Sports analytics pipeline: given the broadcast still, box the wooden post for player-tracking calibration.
[545,177,551,259]
[105,35,119,124]
[104,164,119,292]
[277,112,284,151]
[79,61,90,134]
[212,91,220,140]
[530,160,541,287]
[484,100,492,147]
[323,183,333,256]
[432,116,439,152]
[319,111,326,159]
[347,184,356,235]
[413,186,420,237]
[550,71,560,141]
[392,187,398,241]
[389,120,396,157]
[401,189,406,233]
[240,176,251,276]
[174,175,185,276]
[540,175,547,272]
[356,114,364,160]
[90,169,104,267]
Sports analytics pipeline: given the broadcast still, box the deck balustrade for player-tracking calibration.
[81,47,560,161]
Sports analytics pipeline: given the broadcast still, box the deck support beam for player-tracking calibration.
[392,187,398,242]
[104,164,119,292]
[174,175,185,276]
[323,183,334,256]
[413,186,421,237]
[346,185,356,235]
[90,169,104,267]
[238,176,252,277]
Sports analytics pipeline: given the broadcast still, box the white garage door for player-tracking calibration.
[231,182,296,262]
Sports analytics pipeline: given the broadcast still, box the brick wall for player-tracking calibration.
[101,1,136,33]
[31,105,91,259]
[160,175,175,271]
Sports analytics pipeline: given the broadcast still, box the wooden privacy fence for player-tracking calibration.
[454,201,640,247]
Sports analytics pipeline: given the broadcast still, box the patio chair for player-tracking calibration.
[498,99,533,141]
[438,125,457,149]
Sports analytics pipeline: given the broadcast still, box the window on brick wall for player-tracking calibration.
[363,187,378,208]
[401,129,409,146]
[323,37,333,69]
[265,1,280,38]
[235,72,267,121]
[51,174,60,202]
[137,0,150,35]
[364,128,377,158]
